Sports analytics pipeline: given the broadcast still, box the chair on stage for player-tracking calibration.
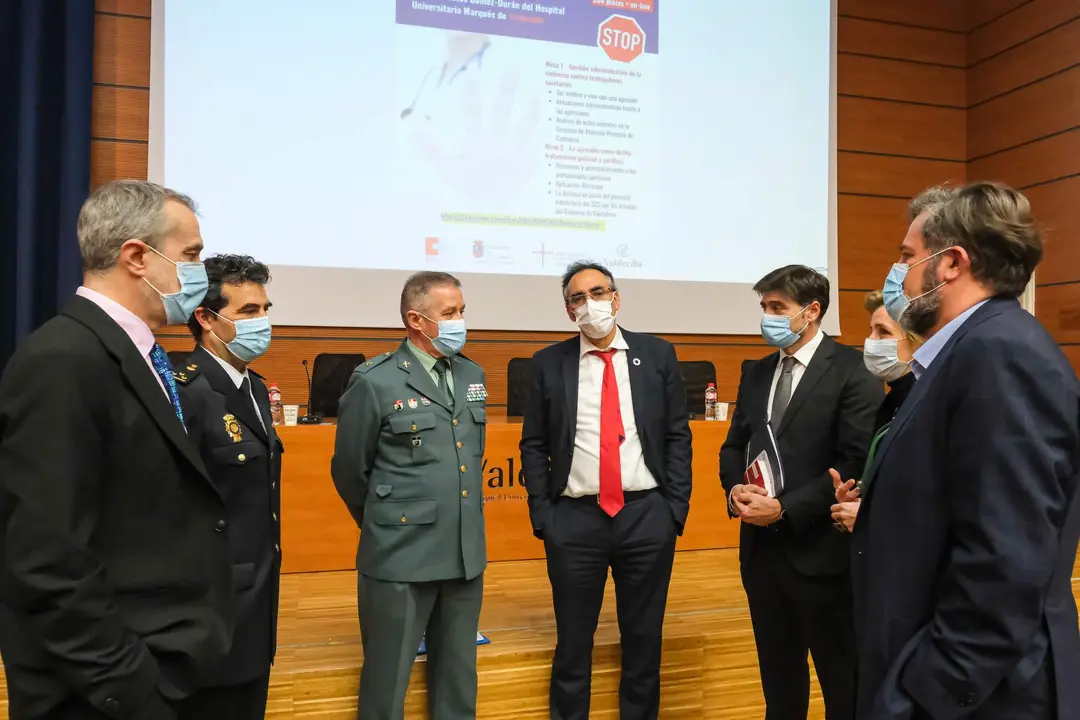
[506,357,532,418]
[309,352,366,419]
[678,360,717,419]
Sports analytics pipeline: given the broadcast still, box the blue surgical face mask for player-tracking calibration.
[211,311,272,363]
[143,246,209,325]
[761,306,809,349]
[881,247,952,324]
[420,314,467,356]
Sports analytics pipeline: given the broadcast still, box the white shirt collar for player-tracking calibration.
[579,327,629,357]
[203,345,249,389]
[783,326,825,368]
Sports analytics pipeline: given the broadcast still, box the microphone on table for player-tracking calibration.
[299,359,324,425]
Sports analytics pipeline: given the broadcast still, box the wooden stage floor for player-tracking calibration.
[2,549,1079,718]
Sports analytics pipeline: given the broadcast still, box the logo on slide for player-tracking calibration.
[473,241,485,258]
[533,244,553,267]
[425,237,440,256]
[597,15,646,63]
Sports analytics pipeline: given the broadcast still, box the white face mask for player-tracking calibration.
[574,298,616,339]
[863,338,909,382]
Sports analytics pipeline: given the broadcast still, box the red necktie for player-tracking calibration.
[591,350,625,516]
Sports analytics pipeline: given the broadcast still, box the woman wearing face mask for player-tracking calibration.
[830,290,921,532]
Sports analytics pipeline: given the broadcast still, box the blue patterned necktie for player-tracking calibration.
[149,343,186,431]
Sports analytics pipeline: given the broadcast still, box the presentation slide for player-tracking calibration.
[151,0,837,335]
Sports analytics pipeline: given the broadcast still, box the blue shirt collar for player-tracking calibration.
[910,299,989,379]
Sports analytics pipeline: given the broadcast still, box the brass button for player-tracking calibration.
[462,490,468,498]
[460,464,467,473]
[452,418,459,427]
[400,516,407,523]
[411,424,417,431]
[456,441,463,449]
[237,453,247,463]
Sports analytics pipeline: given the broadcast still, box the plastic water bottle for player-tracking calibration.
[268,383,285,426]
[705,382,718,421]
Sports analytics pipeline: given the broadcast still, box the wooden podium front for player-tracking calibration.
[278,419,737,574]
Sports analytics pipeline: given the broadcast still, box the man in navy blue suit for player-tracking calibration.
[851,182,1080,719]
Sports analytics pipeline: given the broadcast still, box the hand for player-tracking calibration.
[728,482,767,514]
[830,467,860,503]
[737,492,783,526]
[831,499,861,532]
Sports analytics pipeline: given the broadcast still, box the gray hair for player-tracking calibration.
[78,180,197,272]
[399,271,462,323]
[907,185,955,222]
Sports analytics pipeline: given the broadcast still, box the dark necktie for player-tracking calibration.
[239,377,265,430]
[770,355,796,427]
[590,349,625,517]
[434,359,453,403]
[149,343,186,431]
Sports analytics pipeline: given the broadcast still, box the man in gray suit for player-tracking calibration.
[332,271,487,720]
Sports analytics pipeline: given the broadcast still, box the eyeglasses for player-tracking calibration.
[565,287,614,309]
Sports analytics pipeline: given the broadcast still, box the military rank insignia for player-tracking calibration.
[223,413,243,443]
[408,398,418,409]
[393,400,404,411]
[465,383,488,402]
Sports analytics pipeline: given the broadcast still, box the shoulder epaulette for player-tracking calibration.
[358,351,394,374]
[172,362,201,386]
[454,353,480,368]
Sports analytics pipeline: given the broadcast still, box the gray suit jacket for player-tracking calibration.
[331,341,487,583]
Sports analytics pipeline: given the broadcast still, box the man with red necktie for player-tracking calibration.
[520,262,693,720]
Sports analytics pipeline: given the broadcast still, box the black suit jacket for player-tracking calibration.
[852,298,1080,720]
[519,329,692,538]
[719,333,882,576]
[175,346,282,686]
[0,296,233,719]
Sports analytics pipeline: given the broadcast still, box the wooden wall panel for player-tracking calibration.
[968,66,1080,159]
[1036,284,1080,345]
[968,15,1080,105]
[93,2,969,411]
[968,127,1080,189]
[1026,178,1080,286]
[965,0,1032,31]
[968,0,1078,65]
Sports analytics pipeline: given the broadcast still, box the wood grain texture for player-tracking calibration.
[838,0,968,32]
[1062,344,1080,379]
[838,153,963,199]
[838,96,966,160]
[968,15,1080,106]
[968,0,1078,65]
[1037,283,1080,345]
[836,18,966,67]
[93,14,150,87]
[95,0,151,17]
[838,54,966,107]
[1027,177,1080,286]
[90,140,148,190]
[838,196,915,289]
[965,0,1032,31]
[91,86,149,141]
[968,128,1080,190]
[968,66,1080,160]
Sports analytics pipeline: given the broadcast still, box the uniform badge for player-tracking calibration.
[411,435,422,448]
[421,397,431,406]
[408,398,418,409]
[465,383,488,402]
[186,364,198,372]
[223,413,243,443]
[402,360,410,368]
[394,400,404,411]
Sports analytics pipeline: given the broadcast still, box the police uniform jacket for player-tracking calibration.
[174,345,282,686]
[331,341,487,583]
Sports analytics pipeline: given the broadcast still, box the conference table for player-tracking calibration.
[278,418,738,574]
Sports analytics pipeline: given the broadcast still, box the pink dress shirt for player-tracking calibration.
[75,287,170,398]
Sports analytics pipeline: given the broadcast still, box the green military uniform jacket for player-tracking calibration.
[331,340,487,583]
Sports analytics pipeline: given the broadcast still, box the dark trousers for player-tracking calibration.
[180,674,271,720]
[544,490,678,720]
[741,541,856,720]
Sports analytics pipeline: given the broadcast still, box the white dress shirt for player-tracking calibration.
[204,346,266,430]
[766,327,825,422]
[564,329,659,497]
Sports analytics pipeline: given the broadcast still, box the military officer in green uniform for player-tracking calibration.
[332,271,487,720]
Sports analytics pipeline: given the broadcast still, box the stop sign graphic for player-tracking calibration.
[597,14,646,63]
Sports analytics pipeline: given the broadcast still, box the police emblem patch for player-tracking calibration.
[223,413,243,443]
[393,400,404,411]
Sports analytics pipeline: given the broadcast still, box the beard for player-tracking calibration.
[900,256,942,337]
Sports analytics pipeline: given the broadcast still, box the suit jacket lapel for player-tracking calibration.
[623,330,648,439]
[563,338,581,438]
[776,335,835,436]
[250,373,278,449]
[396,341,451,412]
[63,296,211,482]
[194,346,269,444]
[451,356,469,417]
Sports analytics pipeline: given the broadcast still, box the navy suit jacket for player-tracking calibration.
[852,297,1080,720]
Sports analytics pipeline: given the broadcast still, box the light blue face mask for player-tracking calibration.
[421,314,467,356]
[761,306,809,349]
[144,246,208,325]
[212,312,272,363]
[881,247,951,323]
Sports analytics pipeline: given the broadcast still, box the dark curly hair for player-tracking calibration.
[186,254,271,340]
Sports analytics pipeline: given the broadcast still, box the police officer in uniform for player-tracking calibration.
[173,254,281,719]
[332,271,487,720]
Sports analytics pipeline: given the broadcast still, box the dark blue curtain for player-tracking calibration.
[0,1,94,372]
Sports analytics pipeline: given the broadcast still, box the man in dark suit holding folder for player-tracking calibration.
[720,265,880,720]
